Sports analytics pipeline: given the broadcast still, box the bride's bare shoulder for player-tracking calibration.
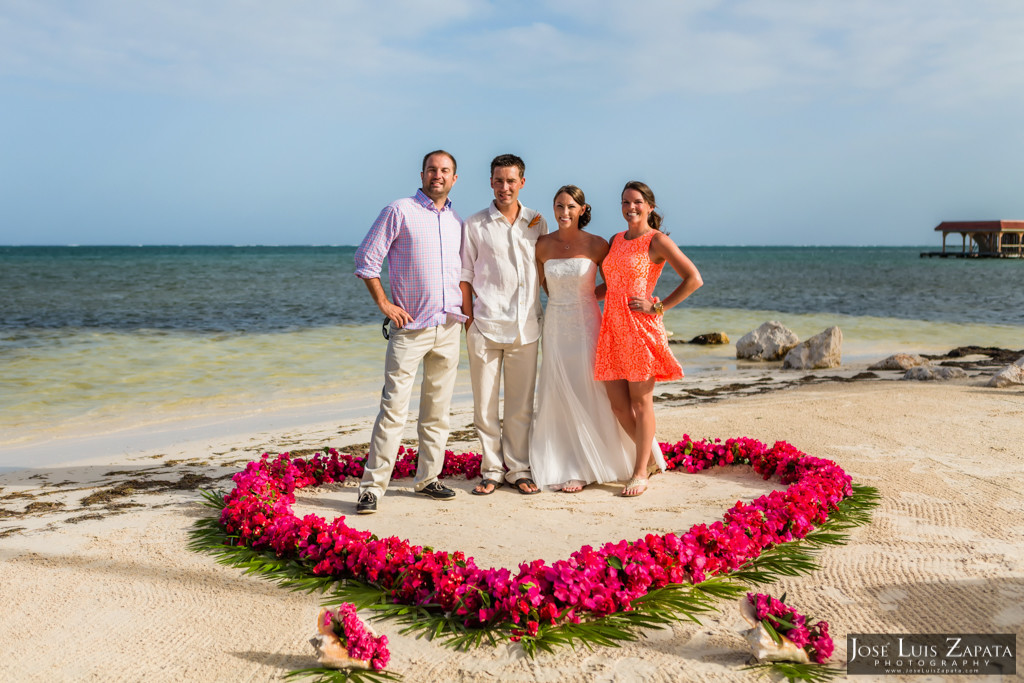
[587,233,610,260]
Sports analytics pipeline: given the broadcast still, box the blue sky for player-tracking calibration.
[2,1,1023,246]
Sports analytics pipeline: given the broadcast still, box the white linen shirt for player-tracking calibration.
[460,201,548,344]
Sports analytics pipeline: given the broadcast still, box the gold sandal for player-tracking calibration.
[622,477,649,497]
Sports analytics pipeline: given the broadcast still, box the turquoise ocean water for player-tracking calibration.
[2,246,1022,464]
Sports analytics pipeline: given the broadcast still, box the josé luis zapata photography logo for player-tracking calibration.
[847,633,1016,676]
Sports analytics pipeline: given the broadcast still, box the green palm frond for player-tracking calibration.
[197,487,228,508]
[323,582,393,611]
[522,618,640,656]
[284,666,403,682]
[743,661,843,682]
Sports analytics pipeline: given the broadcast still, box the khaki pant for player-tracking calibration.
[467,325,538,484]
[359,321,461,499]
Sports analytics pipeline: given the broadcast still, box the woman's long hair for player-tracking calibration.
[622,180,662,231]
[553,185,591,229]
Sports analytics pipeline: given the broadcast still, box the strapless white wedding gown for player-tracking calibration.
[529,258,666,489]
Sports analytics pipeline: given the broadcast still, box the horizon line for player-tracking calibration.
[1,243,937,249]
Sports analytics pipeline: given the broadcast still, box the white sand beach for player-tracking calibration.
[1,366,1022,682]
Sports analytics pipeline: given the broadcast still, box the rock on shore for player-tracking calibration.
[904,365,968,381]
[987,357,1024,387]
[783,326,843,370]
[736,321,799,361]
[869,353,927,371]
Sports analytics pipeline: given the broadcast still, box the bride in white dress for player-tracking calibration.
[530,186,666,492]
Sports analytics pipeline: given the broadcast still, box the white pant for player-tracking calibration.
[359,321,461,499]
[467,325,538,484]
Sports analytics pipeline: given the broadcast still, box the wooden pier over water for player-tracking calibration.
[921,220,1024,258]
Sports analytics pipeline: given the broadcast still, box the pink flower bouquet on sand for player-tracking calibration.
[309,604,390,671]
[740,592,834,664]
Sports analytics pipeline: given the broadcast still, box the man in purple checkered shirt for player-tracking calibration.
[352,150,466,514]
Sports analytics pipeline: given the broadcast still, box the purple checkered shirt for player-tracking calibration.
[354,189,466,330]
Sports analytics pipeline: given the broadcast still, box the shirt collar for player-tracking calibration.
[488,200,525,224]
[414,188,452,213]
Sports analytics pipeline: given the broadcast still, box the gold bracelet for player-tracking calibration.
[652,301,664,315]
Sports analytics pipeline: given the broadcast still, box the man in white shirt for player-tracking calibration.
[460,154,547,495]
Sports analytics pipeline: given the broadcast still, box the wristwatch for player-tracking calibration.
[652,301,664,315]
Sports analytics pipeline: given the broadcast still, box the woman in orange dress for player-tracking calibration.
[594,181,703,497]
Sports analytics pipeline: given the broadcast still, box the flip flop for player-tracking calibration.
[514,477,541,495]
[471,478,503,496]
[622,476,649,497]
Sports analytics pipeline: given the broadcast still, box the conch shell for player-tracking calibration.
[738,598,810,664]
[309,608,372,670]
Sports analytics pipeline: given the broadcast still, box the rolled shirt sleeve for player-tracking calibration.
[353,190,466,329]
[354,205,400,280]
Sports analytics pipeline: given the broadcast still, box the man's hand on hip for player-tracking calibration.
[382,302,413,329]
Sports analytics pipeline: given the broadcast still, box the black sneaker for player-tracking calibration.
[418,481,456,500]
[356,491,377,514]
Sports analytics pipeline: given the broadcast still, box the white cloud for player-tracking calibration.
[2,0,1023,107]
[0,0,485,95]
[518,0,1024,105]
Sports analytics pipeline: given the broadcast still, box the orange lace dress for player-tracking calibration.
[594,230,684,382]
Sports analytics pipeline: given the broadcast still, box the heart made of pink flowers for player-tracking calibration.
[217,436,854,633]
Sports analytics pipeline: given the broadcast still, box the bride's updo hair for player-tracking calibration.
[622,180,662,231]
[553,184,591,229]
